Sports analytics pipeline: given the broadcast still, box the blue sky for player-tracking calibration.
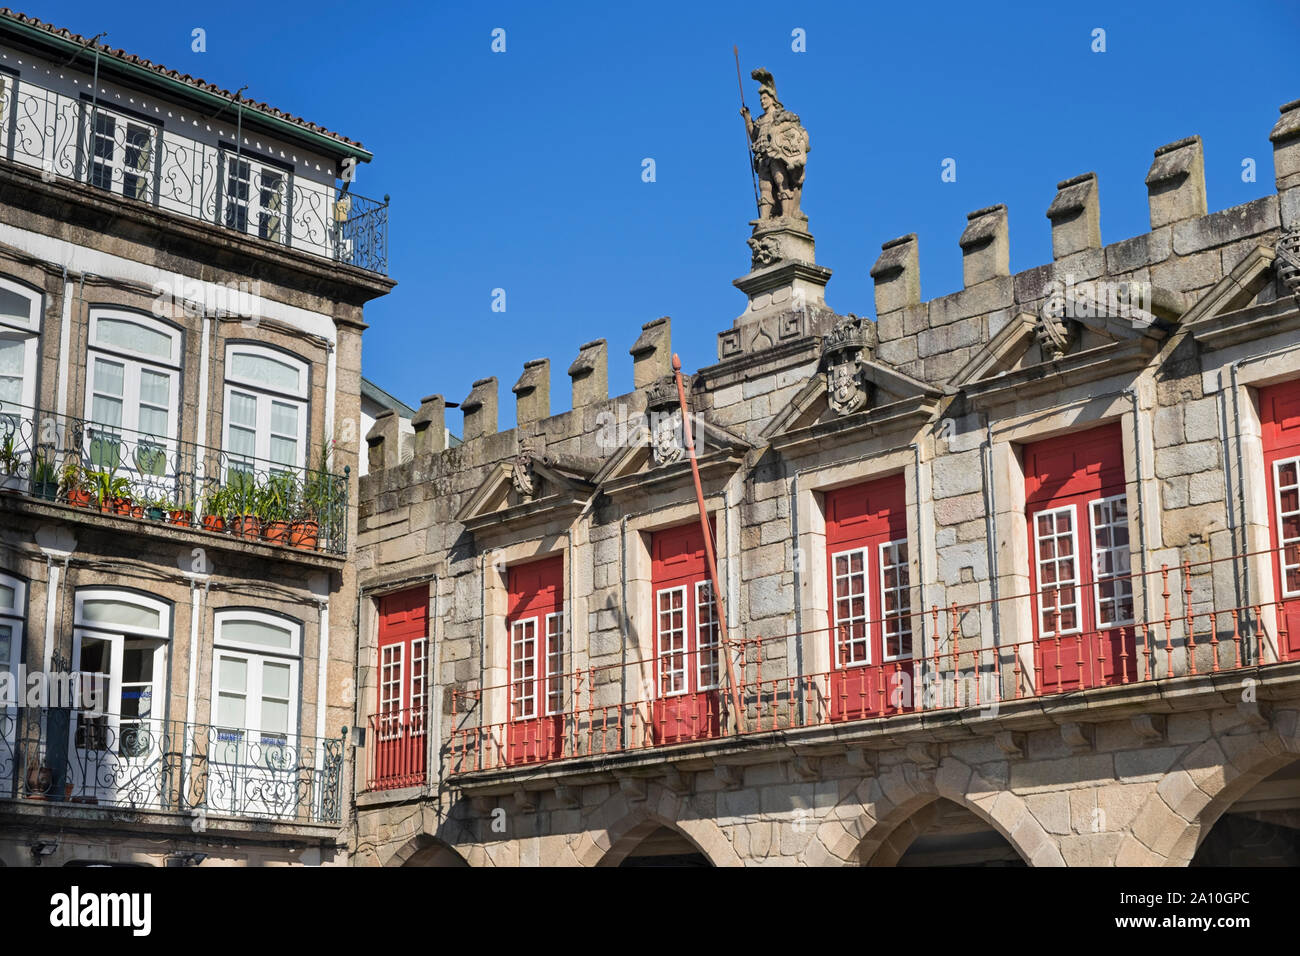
[26,0,1300,428]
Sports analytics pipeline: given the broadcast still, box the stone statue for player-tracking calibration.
[741,69,810,221]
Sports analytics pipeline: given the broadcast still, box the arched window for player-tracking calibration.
[0,276,41,421]
[222,344,308,473]
[69,589,171,800]
[210,609,301,744]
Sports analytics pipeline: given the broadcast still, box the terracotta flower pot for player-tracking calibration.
[290,519,320,550]
[263,519,291,545]
[169,510,193,528]
[113,497,132,516]
[202,513,226,533]
[232,515,261,541]
[67,489,93,509]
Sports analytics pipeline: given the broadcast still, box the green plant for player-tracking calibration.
[227,469,260,517]
[0,431,18,475]
[260,471,299,523]
[87,467,130,506]
[202,482,231,518]
[33,453,56,484]
[301,441,337,520]
[59,456,87,497]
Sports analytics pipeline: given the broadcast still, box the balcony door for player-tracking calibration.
[82,310,182,503]
[1024,424,1137,691]
[506,556,564,764]
[0,574,25,794]
[650,522,721,744]
[374,587,428,787]
[0,277,40,456]
[1261,380,1300,661]
[67,590,170,807]
[824,475,914,721]
[208,611,302,819]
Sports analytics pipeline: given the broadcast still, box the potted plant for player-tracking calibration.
[0,431,21,492]
[260,471,297,545]
[296,442,336,550]
[143,494,169,521]
[31,452,58,500]
[201,483,228,532]
[60,457,92,508]
[227,471,261,541]
[168,492,195,528]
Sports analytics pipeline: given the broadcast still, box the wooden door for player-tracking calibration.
[650,522,721,743]
[1261,380,1300,661]
[825,475,913,721]
[1024,423,1137,691]
[506,556,564,764]
[374,587,428,787]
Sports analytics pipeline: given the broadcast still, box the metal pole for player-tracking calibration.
[672,354,746,733]
[734,46,760,214]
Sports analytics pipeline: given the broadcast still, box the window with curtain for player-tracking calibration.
[0,277,40,423]
[222,345,308,474]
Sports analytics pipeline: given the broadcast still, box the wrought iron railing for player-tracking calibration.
[0,710,345,824]
[0,404,350,555]
[0,76,388,274]
[444,551,1298,776]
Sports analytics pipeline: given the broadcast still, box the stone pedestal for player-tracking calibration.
[720,216,836,361]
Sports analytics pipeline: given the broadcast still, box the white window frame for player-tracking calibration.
[1274,457,1300,600]
[74,588,171,640]
[221,152,288,244]
[409,637,427,735]
[510,617,538,720]
[1032,504,1083,637]
[831,546,871,667]
[542,614,562,717]
[694,581,720,691]
[222,344,309,472]
[656,585,688,697]
[86,106,156,202]
[879,539,913,662]
[0,276,40,420]
[0,573,26,722]
[378,643,404,741]
[210,610,302,740]
[1088,494,1136,628]
[83,310,182,475]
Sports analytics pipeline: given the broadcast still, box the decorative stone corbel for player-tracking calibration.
[845,748,878,774]
[905,742,937,768]
[513,788,537,814]
[790,755,821,782]
[470,795,495,817]
[994,731,1026,757]
[1275,228,1300,299]
[554,784,580,808]
[618,776,647,803]
[1236,700,1271,730]
[1059,722,1094,753]
[663,766,691,795]
[1130,714,1166,742]
[715,764,743,790]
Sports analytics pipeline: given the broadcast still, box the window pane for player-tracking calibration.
[230,352,301,394]
[95,317,172,360]
[81,598,161,632]
[0,583,13,609]
[260,698,289,735]
[262,661,291,698]
[139,368,170,407]
[217,657,247,693]
[228,391,257,428]
[0,338,20,405]
[0,287,31,324]
[216,693,245,727]
[220,618,294,650]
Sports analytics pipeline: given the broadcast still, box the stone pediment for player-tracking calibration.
[456,445,598,536]
[593,377,752,500]
[761,357,943,455]
[1187,241,1294,350]
[953,278,1187,405]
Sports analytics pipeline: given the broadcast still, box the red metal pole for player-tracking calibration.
[672,353,746,733]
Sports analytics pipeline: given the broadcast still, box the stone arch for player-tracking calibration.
[383,833,470,868]
[804,758,1063,867]
[1116,712,1300,867]
[578,784,741,867]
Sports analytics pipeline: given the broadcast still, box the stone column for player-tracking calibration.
[412,394,446,455]
[513,358,550,427]
[365,409,400,473]
[569,339,608,410]
[461,377,498,441]
[630,317,671,388]
[870,233,920,315]
[1271,99,1300,228]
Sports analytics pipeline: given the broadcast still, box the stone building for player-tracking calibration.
[353,84,1300,866]
[0,11,393,866]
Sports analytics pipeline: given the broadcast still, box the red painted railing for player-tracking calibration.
[367,706,427,791]
[443,547,1295,777]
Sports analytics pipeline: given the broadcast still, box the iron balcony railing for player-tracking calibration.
[441,548,1297,778]
[0,710,346,825]
[0,404,350,555]
[367,706,427,792]
[0,76,388,274]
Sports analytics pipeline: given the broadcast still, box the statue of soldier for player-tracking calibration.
[740,68,810,221]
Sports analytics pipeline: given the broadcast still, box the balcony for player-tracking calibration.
[430,554,1296,785]
[0,79,388,274]
[0,405,350,556]
[0,711,345,825]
